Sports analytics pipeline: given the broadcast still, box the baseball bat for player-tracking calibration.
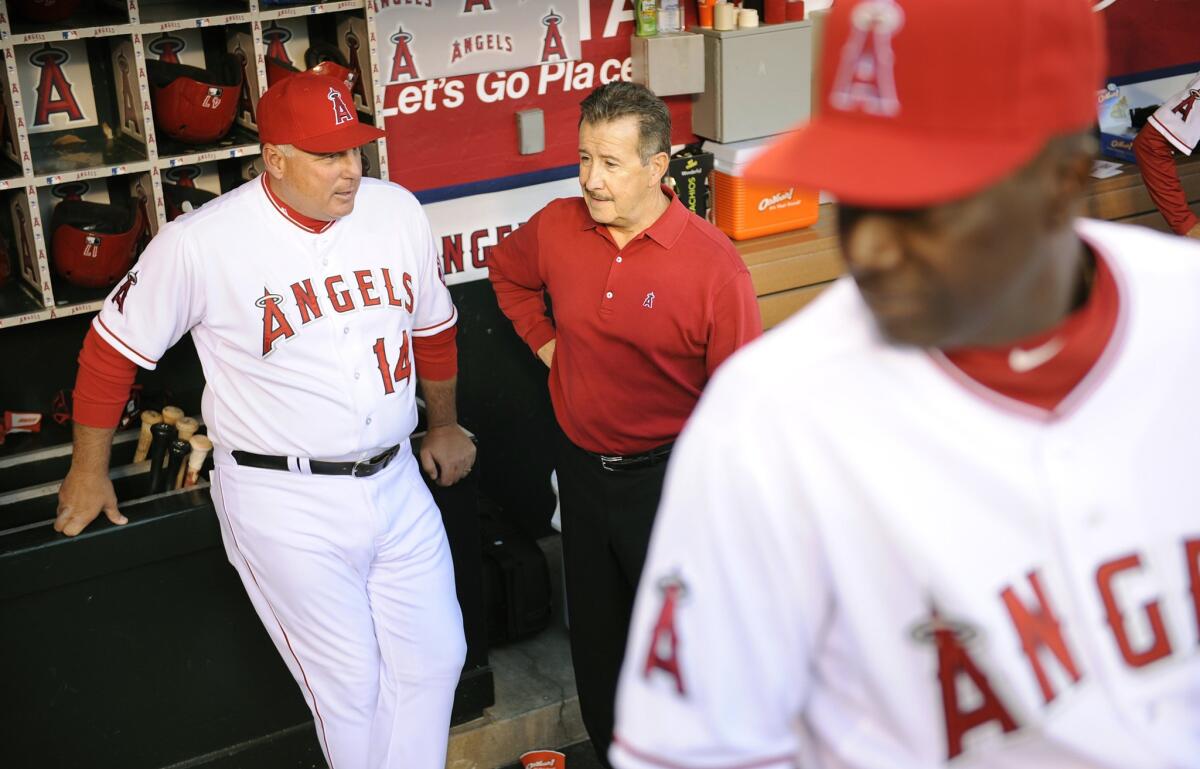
[133,410,162,463]
[166,439,190,491]
[147,422,177,495]
[161,405,184,426]
[175,416,199,441]
[184,435,213,488]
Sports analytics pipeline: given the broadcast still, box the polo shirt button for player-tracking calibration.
[605,291,613,299]
[366,417,373,425]
[616,256,622,263]
[343,327,350,335]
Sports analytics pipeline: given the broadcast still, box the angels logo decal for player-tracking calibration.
[540,9,569,63]
[390,27,420,82]
[30,44,85,127]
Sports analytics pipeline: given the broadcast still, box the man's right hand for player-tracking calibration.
[537,338,556,368]
[55,468,126,537]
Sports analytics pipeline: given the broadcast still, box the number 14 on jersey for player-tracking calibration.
[373,332,411,394]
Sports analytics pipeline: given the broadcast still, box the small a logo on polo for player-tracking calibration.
[643,291,655,309]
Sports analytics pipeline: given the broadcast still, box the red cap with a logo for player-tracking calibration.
[257,71,384,153]
[747,0,1105,208]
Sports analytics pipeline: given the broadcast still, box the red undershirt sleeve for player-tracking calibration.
[705,269,764,377]
[413,325,458,381]
[73,327,138,429]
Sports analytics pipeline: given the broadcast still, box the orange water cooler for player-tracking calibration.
[704,138,819,241]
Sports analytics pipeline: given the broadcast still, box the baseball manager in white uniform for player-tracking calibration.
[613,1,1200,768]
[56,72,475,769]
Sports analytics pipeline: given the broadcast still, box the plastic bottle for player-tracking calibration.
[659,0,682,33]
[636,0,658,36]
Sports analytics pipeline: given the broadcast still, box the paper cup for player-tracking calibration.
[520,749,567,769]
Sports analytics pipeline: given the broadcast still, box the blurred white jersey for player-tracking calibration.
[613,219,1200,769]
[1148,72,1200,155]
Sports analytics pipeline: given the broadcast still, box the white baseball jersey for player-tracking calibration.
[93,174,457,460]
[93,173,467,768]
[1148,72,1200,156]
[613,219,1200,769]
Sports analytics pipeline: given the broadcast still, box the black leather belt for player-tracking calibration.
[587,442,675,472]
[231,444,401,478]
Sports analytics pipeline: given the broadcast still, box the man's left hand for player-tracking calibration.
[419,424,476,487]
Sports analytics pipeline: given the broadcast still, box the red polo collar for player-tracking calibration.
[581,185,690,249]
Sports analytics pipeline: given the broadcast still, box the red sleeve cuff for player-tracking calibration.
[73,327,138,428]
[413,325,458,381]
[524,320,556,358]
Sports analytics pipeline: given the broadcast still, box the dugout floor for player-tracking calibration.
[447,534,592,769]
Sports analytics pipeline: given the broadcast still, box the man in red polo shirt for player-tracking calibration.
[487,81,761,767]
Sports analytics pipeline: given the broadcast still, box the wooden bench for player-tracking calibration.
[740,153,1200,328]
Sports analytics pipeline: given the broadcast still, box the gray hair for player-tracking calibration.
[579,81,671,164]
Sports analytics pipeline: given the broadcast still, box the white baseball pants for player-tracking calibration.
[210,445,467,769]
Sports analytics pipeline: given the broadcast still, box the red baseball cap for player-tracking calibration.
[747,0,1105,208]
[258,71,384,153]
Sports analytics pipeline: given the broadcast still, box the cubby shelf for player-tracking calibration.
[258,1,367,21]
[0,0,388,328]
[6,24,138,45]
[33,160,155,188]
[157,143,262,169]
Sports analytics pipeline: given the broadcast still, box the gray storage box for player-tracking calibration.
[692,22,813,143]
[631,32,705,96]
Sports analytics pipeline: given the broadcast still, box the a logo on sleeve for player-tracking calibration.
[642,573,687,695]
[111,270,138,314]
[1171,88,1200,123]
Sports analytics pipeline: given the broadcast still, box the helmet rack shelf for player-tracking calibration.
[0,0,387,328]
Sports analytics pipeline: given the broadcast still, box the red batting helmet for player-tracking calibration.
[10,0,80,23]
[266,44,356,89]
[147,56,243,144]
[51,200,145,289]
[0,234,11,287]
[163,182,218,222]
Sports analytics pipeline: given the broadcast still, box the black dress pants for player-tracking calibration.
[556,431,669,769]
